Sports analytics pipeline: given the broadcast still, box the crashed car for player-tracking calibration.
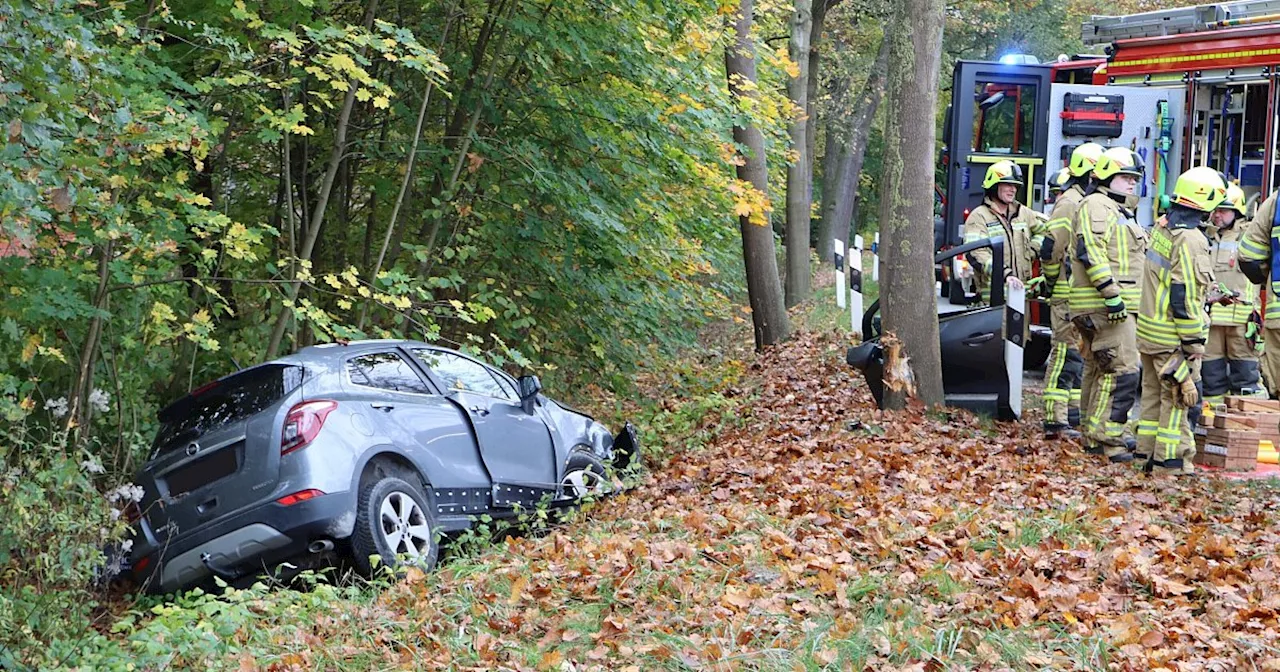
[125,340,638,594]
[847,237,1047,420]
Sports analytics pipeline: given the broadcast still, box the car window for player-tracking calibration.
[491,369,519,399]
[347,352,433,394]
[412,349,514,401]
[153,364,304,458]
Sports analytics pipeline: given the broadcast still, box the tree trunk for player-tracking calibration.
[825,33,891,256]
[726,0,790,350]
[879,0,943,409]
[783,0,813,307]
[804,0,826,198]
[266,0,381,359]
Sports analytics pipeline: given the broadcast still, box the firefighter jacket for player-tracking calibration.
[1137,214,1213,356]
[1209,224,1258,326]
[1069,186,1147,318]
[1041,183,1086,306]
[963,197,1041,284]
[1238,191,1280,328]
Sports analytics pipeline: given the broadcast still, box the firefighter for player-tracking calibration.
[963,160,1042,302]
[1048,167,1071,201]
[1203,183,1264,406]
[1069,147,1147,462]
[1136,167,1227,476]
[1040,143,1105,440]
[1238,190,1280,398]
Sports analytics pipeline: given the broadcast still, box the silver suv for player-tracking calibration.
[125,340,637,593]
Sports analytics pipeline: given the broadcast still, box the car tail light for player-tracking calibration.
[281,400,337,455]
[276,489,325,506]
[134,555,152,573]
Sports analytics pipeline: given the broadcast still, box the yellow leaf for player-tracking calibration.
[337,299,353,310]
[323,274,343,289]
[21,335,39,363]
[372,96,390,109]
[355,88,372,102]
[108,175,127,189]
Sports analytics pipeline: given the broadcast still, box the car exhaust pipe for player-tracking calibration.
[308,539,334,554]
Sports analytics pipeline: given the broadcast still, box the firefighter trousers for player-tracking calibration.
[1044,302,1083,429]
[1075,314,1140,456]
[1203,325,1262,405]
[1262,328,1280,398]
[1137,351,1198,476]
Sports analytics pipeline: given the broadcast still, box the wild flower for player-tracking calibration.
[45,397,68,418]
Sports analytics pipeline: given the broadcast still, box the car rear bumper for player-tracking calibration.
[129,491,354,594]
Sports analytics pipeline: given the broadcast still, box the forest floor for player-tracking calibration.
[103,280,1280,671]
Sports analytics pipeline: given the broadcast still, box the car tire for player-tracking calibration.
[558,451,610,503]
[351,470,439,576]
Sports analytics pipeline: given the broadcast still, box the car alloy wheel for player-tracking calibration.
[378,491,432,561]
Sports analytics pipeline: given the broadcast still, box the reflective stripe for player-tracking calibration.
[1137,420,1158,437]
[1145,249,1171,270]
[1240,236,1269,260]
[1217,241,1239,251]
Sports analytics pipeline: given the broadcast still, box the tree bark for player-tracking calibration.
[879,0,943,409]
[783,0,814,307]
[726,0,790,350]
[819,33,890,260]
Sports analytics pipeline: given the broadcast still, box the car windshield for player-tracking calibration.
[151,364,304,458]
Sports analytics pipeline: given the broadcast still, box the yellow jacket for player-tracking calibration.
[1069,188,1147,318]
[1208,224,1258,326]
[1137,217,1213,355]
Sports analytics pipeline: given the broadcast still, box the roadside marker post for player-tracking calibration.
[834,239,846,309]
[872,232,880,282]
[849,235,864,336]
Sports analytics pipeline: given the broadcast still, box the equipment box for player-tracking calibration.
[1061,93,1125,138]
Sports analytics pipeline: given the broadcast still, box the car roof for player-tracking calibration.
[275,339,472,367]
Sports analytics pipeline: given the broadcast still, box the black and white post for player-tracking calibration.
[849,234,864,336]
[872,232,880,283]
[834,239,846,309]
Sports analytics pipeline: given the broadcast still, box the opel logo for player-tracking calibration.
[185,442,199,456]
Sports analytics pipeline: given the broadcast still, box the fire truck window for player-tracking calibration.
[972,82,1037,155]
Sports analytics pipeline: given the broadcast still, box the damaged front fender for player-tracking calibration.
[610,422,640,469]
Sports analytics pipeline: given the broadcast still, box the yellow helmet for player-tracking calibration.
[1218,182,1247,217]
[1171,166,1229,213]
[982,160,1024,190]
[1068,143,1105,177]
[1049,167,1071,193]
[1092,147,1145,182]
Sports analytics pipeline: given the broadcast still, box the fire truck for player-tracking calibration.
[855,0,1280,418]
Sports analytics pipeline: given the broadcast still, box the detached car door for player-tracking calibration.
[850,238,1019,419]
[411,349,559,509]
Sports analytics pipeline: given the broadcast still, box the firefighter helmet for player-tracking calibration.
[1049,167,1071,194]
[1219,182,1247,217]
[1092,147,1145,182]
[1068,143,1105,178]
[1171,166,1229,213]
[982,160,1024,190]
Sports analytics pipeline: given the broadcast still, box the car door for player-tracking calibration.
[857,238,1016,419]
[343,351,491,496]
[410,349,558,509]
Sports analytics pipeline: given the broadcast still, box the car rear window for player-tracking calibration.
[152,364,304,458]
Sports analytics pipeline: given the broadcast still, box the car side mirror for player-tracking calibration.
[517,375,541,414]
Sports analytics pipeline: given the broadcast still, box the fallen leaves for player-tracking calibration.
[190,326,1280,670]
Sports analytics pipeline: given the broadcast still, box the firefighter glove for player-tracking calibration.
[1176,377,1200,409]
[1104,295,1127,322]
[1026,276,1046,298]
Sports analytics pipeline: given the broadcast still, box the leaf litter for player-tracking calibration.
[241,329,1280,671]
